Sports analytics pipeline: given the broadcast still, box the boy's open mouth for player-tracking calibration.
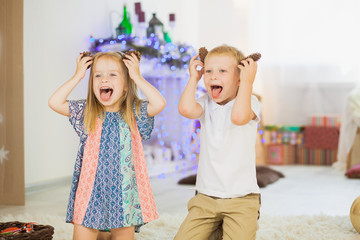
[211,85,223,99]
[100,87,113,101]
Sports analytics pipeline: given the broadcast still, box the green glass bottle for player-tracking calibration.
[164,32,172,43]
[116,5,132,36]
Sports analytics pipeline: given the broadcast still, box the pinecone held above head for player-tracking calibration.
[120,50,141,61]
[199,47,208,63]
[80,51,92,58]
[80,51,93,69]
[239,53,261,66]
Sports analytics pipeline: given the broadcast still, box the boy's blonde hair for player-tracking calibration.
[206,45,245,64]
[84,51,142,133]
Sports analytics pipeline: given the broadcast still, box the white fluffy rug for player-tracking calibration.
[0,213,359,240]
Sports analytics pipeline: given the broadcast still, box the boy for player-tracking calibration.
[175,45,261,240]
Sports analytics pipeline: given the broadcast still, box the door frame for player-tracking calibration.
[0,0,25,205]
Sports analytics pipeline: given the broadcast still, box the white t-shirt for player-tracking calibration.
[195,93,261,198]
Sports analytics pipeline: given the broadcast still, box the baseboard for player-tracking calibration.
[25,176,72,195]
[24,160,197,195]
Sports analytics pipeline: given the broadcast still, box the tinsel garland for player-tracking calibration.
[89,34,195,70]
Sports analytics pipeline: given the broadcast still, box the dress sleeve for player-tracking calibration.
[134,101,154,140]
[67,99,86,137]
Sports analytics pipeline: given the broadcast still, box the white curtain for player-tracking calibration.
[334,82,360,170]
[248,0,360,125]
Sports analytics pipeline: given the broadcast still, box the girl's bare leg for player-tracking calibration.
[73,224,99,240]
[110,226,135,240]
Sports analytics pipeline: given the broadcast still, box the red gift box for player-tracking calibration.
[304,126,339,150]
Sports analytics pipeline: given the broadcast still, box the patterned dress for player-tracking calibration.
[65,99,158,230]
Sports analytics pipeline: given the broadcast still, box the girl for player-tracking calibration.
[48,51,166,240]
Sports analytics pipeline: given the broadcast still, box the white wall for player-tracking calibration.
[23,0,205,185]
[24,0,110,185]
[198,0,252,52]
[26,0,360,184]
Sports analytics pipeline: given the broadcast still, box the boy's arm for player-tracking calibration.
[48,54,92,117]
[178,54,204,119]
[123,53,166,117]
[231,58,257,125]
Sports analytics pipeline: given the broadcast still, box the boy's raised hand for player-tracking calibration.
[74,53,92,80]
[238,58,257,85]
[189,53,204,82]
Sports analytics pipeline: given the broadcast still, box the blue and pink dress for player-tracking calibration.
[65,99,158,230]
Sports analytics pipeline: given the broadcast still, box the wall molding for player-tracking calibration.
[25,176,72,195]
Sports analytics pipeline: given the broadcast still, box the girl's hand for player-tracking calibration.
[74,53,92,80]
[122,53,166,117]
[123,53,142,81]
[189,53,204,82]
[237,58,257,85]
[48,53,92,117]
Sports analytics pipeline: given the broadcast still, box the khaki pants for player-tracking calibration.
[174,193,261,240]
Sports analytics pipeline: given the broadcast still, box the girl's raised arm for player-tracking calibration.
[48,54,92,117]
[178,54,203,119]
[123,53,166,117]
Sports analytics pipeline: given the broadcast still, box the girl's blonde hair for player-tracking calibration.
[84,51,142,133]
[207,45,245,64]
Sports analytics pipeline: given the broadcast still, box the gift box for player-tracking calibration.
[283,144,299,164]
[264,125,304,145]
[267,144,284,165]
[266,144,298,165]
[298,146,337,165]
[325,116,341,128]
[304,126,339,150]
[309,116,341,128]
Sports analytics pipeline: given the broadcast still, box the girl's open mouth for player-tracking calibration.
[211,85,223,99]
[100,87,113,101]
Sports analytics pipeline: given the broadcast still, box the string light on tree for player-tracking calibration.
[89,34,196,71]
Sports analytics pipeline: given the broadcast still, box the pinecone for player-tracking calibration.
[80,51,92,58]
[199,47,208,63]
[122,50,141,61]
[239,53,261,65]
[80,51,93,69]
